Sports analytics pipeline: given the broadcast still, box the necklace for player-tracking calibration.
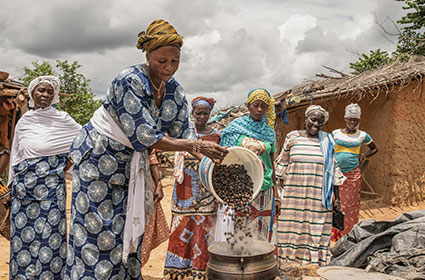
[194,124,212,136]
[148,72,164,92]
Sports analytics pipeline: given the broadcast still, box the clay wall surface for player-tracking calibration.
[385,81,425,205]
[275,80,425,205]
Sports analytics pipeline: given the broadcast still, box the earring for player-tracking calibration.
[146,61,150,67]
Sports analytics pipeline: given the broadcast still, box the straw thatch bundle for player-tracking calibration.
[210,56,425,129]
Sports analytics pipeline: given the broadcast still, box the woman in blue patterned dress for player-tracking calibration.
[65,20,227,280]
[6,76,81,279]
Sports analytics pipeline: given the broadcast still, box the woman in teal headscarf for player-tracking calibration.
[215,88,278,243]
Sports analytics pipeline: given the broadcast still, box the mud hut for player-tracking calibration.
[211,56,425,206]
[0,71,29,156]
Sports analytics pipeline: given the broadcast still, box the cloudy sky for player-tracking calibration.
[0,0,406,108]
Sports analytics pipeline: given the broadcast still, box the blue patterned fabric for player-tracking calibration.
[10,154,68,280]
[220,115,276,147]
[318,131,335,210]
[65,64,194,280]
[102,64,194,151]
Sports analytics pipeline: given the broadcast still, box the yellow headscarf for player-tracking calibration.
[246,88,276,128]
[137,19,183,53]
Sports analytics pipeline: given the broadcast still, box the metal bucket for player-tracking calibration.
[207,241,279,280]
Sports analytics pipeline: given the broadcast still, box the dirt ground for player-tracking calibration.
[0,176,424,279]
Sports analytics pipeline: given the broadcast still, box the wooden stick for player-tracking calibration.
[361,191,379,196]
[9,103,18,149]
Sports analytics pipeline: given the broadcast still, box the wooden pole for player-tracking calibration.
[8,107,17,149]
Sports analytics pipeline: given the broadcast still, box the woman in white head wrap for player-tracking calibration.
[330,103,378,242]
[6,76,81,279]
[274,105,345,267]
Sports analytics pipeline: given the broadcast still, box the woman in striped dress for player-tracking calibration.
[275,105,345,267]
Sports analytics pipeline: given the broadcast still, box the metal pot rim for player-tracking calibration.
[208,240,275,257]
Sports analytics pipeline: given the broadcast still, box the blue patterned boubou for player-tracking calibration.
[10,154,68,280]
[65,63,194,280]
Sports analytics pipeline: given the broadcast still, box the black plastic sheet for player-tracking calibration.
[330,210,425,280]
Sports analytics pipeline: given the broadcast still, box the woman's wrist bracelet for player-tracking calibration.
[192,140,202,153]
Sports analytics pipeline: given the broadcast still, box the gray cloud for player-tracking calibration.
[2,2,140,57]
[0,0,408,108]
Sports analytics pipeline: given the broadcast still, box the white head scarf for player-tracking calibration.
[344,103,361,119]
[28,76,61,107]
[305,105,329,123]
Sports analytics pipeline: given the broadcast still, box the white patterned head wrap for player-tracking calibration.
[28,76,61,107]
[344,103,361,119]
[305,105,329,123]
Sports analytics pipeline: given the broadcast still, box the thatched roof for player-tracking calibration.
[0,78,29,115]
[210,105,249,131]
[210,56,425,129]
[0,80,27,97]
[0,75,29,150]
[274,55,425,111]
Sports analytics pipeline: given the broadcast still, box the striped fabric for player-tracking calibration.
[275,131,345,267]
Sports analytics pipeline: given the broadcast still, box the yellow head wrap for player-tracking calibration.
[137,19,183,53]
[246,88,276,128]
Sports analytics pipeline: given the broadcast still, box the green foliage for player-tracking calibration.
[54,61,102,125]
[349,49,395,74]
[349,1,424,74]
[21,61,56,85]
[0,173,7,184]
[396,0,425,56]
[21,60,102,125]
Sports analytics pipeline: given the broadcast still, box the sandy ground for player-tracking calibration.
[0,176,424,279]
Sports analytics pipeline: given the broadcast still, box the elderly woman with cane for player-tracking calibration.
[65,20,227,280]
[7,76,81,279]
[275,105,345,267]
[331,103,378,241]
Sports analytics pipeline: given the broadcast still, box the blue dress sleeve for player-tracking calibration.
[167,97,195,140]
[112,74,165,151]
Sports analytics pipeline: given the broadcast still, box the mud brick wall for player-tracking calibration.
[275,79,425,205]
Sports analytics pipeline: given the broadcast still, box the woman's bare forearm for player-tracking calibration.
[152,136,227,162]
[150,164,161,186]
[152,136,193,152]
[365,142,378,158]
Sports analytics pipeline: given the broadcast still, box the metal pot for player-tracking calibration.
[207,241,279,280]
